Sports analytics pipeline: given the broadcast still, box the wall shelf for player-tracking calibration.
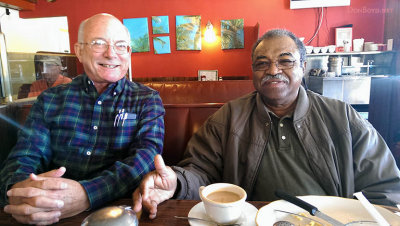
[305,51,397,108]
[305,51,397,77]
[306,51,389,56]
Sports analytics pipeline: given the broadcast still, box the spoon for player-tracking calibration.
[273,221,294,226]
[274,209,324,225]
[174,216,241,226]
[274,210,377,226]
[273,220,378,226]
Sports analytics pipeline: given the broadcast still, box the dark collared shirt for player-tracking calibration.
[252,102,326,201]
[0,74,165,208]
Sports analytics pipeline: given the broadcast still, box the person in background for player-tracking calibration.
[0,13,164,225]
[133,29,400,219]
[27,55,72,98]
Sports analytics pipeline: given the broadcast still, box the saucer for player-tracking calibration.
[188,201,258,226]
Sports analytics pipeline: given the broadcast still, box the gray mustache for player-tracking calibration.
[261,74,290,83]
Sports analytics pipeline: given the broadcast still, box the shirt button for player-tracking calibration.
[297,125,301,128]
[279,123,284,127]
[265,122,270,127]
[113,92,117,96]
[86,151,91,156]
[97,101,102,105]
[282,135,286,140]
[93,126,98,130]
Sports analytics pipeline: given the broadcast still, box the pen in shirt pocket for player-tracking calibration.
[114,110,136,127]
[114,109,124,127]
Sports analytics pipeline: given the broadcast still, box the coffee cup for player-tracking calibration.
[199,183,247,225]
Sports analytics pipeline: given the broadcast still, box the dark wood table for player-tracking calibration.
[0,199,267,225]
[1,199,398,225]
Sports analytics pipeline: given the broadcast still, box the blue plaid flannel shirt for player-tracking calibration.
[0,73,165,208]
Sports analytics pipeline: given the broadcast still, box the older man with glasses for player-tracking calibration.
[0,13,164,225]
[133,29,400,219]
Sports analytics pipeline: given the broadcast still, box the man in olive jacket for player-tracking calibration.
[133,29,400,219]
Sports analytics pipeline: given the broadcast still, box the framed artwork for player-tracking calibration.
[335,27,352,48]
[153,36,171,54]
[176,15,201,51]
[198,70,218,81]
[123,18,150,53]
[221,19,244,50]
[152,16,169,34]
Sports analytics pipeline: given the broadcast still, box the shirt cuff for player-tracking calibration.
[171,166,188,199]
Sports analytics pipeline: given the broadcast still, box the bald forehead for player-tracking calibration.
[85,14,119,26]
[79,14,130,42]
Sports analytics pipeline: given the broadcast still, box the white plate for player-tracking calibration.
[188,201,258,226]
[256,195,400,226]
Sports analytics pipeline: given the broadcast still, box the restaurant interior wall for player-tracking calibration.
[384,0,400,74]
[19,0,387,79]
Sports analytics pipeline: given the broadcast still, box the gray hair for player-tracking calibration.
[77,20,86,43]
[251,29,306,66]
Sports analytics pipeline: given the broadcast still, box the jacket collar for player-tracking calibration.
[293,86,310,121]
[256,92,271,123]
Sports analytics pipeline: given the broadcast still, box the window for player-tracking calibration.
[0,7,76,102]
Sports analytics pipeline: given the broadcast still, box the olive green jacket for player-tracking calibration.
[173,86,400,206]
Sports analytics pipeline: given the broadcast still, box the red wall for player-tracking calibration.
[20,0,387,79]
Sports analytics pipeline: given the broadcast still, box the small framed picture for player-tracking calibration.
[198,70,218,81]
[335,27,352,48]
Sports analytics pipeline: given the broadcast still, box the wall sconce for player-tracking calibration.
[204,21,216,43]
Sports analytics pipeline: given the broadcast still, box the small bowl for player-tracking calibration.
[327,45,336,53]
[81,206,138,226]
[320,47,328,53]
[305,46,313,54]
[313,47,321,54]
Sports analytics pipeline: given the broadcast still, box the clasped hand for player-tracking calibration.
[3,167,89,225]
[133,154,178,219]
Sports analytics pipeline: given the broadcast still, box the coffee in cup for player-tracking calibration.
[207,190,242,203]
[199,183,247,224]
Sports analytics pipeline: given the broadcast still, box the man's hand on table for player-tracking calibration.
[133,154,177,219]
[4,167,90,225]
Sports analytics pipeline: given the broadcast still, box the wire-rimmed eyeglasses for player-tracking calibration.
[80,39,131,55]
[252,59,296,71]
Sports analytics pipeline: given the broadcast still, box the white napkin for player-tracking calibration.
[354,192,390,226]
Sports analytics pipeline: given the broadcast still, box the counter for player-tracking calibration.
[307,75,387,105]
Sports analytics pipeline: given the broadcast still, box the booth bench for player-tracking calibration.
[0,80,255,166]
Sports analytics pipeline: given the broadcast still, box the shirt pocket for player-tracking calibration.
[109,113,139,150]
